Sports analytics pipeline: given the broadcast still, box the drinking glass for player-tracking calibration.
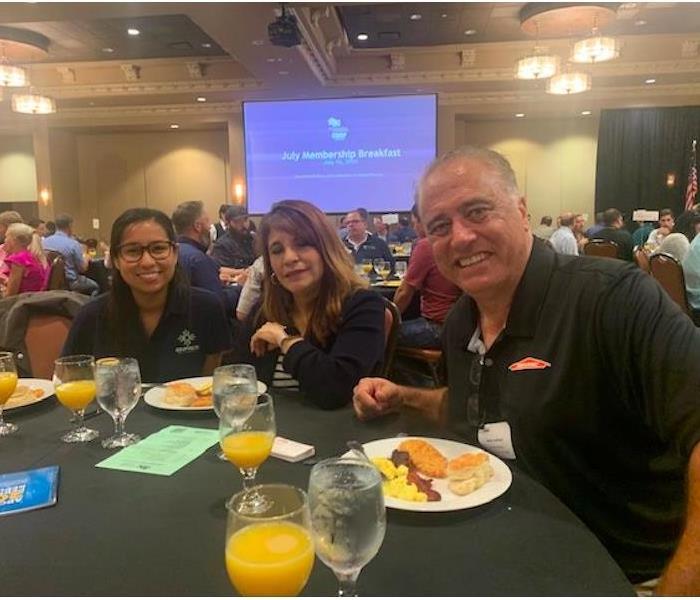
[213,364,259,460]
[372,258,386,277]
[308,456,386,596]
[225,484,314,596]
[0,352,19,436]
[53,354,99,443]
[395,261,407,279]
[220,393,276,513]
[360,259,373,277]
[95,357,141,449]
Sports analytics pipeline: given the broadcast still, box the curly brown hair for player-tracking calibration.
[258,200,367,345]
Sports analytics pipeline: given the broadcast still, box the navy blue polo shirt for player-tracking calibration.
[62,286,232,383]
[344,233,395,269]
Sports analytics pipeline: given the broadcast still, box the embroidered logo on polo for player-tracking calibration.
[508,357,551,372]
[175,329,200,354]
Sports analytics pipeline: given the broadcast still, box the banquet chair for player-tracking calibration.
[380,298,401,378]
[649,252,692,316]
[46,255,69,291]
[395,346,443,387]
[633,246,651,273]
[24,314,73,379]
[584,239,619,259]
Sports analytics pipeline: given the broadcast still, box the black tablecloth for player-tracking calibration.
[0,392,633,596]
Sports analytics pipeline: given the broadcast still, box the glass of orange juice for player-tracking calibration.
[53,355,99,443]
[225,484,314,596]
[219,393,275,514]
[0,351,19,436]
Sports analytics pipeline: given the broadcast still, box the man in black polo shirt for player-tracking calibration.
[210,205,256,272]
[343,209,395,270]
[352,146,700,594]
[594,208,634,261]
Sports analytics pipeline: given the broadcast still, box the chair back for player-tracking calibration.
[633,246,651,273]
[584,239,619,259]
[46,255,69,290]
[24,314,73,379]
[649,252,692,315]
[381,298,401,377]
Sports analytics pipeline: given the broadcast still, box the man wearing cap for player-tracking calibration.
[210,205,256,278]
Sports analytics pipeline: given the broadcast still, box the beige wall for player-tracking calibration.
[458,116,600,229]
[75,130,230,240]
[0,135,37,204]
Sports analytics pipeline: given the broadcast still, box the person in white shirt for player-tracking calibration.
[647,209,675,250]
[549,213,578,256]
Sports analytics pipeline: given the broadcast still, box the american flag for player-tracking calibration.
[685,139,698,211]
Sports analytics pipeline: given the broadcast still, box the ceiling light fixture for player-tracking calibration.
[101,47,115,53]
[515,113,525,118]
[251,39,265,46]
[357,33,368,41]
[572,34,619,63]
[464,29,477,36]
[410,14,422,21]
[581,110,592,115]
[196,96,206,102]
[634,19,647,26]
[515,54,559,80]
[11,93,56,114]
[127,28,140,36]
[441,13,448,18]
[0,63,28,87]
[201,43,212,48]
[169,123,179,129]
[645,78,656,84]
[546,71,591,95]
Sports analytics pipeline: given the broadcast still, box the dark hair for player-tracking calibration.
[28,218,45,228]
[218,204,228,217]
[45,221,56,235]
[355,208,369,222]
[399,216,410,227]
[84,238,98,249]
[673,210,700,242]
[659,208,674,219]
[171,200,204,235]
[595,212,604,224]
[55,214,73,230]
[540,216,552,226]
[259,200,366,345]
[603,208,622,227]
[107,208,187,353]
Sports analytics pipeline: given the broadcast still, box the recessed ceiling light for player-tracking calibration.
[634,19,647,26]
[620,2,638,9]
[581,110,592,115]
[645,78,656,84]
[464,29,477,36]
[278,70,289,76]
[196,96,206,102]
[441,13,448,18]
[169,123,179,129]
[266,57,277,63]
[410,14,422,21]
[357,33,369,41]
[127,28,140,36]
[515,113,525,118]
[102,47,114,53]
[251,39,265,46]
[88,102,95,106]
[201,42,212,48]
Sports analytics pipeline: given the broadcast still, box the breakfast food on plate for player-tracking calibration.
[397,439,448,478]
[6,385,43,407]
[446,452,494,496]
[163,381,212,407]
[371,457,440,502]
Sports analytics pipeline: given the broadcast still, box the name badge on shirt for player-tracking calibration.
[478,421,516,460]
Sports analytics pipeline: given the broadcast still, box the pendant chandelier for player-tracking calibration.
[515,54,559,80]
[0,63,27,87]
[546,71,591,95]
[572,35,619,63]
[11,92,56,114]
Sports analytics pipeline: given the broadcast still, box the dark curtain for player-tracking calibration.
[595,106,700,218]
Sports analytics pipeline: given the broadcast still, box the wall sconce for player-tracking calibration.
[233,181,244,201]
[666,172,676,188]
[39,188,50,205]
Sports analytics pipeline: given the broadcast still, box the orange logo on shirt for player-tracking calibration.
[508,357,551,372]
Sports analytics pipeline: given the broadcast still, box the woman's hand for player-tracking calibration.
[250,322,286,357]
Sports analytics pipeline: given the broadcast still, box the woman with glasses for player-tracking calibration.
[238,200,386,409]
[62,208,232,382]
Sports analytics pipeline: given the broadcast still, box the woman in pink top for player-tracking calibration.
[1,223,49,296]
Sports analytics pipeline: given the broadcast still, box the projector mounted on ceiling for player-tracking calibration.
[268,4,302,48]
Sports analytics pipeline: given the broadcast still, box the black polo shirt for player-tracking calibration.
[63,286,232,383]
[442,237,700,582]
[344,233,395,270]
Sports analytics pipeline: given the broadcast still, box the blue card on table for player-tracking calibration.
[0,465,59,516]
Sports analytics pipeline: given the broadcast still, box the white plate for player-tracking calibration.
[351,436,513,512]
[143,376,267,411]
[4,378,54,410]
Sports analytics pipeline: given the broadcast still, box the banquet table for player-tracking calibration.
[0,391,634,596]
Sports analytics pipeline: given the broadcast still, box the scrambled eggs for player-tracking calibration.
[371,457,427,503]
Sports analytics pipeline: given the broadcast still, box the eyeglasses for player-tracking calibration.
[117,241,175,263]
[466,353,485,428]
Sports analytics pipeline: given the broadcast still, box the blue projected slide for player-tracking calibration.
[243,95,436,214]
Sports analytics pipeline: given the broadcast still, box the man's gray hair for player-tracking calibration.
[172,200,204,235]
[418,145,521,204]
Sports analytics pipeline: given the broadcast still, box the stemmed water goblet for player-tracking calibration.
[308,456,386,596]
[0,351,19,436]
[213,364,258,460]
[53,354,99,443]
[395,261,407,280]
[95,357,142,449]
